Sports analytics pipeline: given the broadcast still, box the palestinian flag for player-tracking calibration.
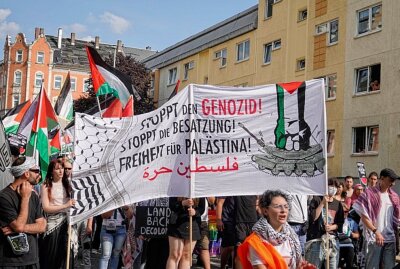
[50,129,61,156]
[122,95,134,117]
[86,46,140,107]
[168,80,181,101]
[103,95,134,118]
[2,100,31,135]
[54,72,73,121]
[274,81,311,151]
[25,88,60,180]
[18,97,39,141]
[102,98,122,118]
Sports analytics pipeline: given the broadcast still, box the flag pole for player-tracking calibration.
[66,222,72,269]
[32,81,44,160]
[188,84,195,266]
[96,96,103,118]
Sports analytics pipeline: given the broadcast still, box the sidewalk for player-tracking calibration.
[75,251,221,268]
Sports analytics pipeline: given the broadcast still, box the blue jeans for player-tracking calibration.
[365,242,396,269]
[99,226,127,269]
[305,238,339,269]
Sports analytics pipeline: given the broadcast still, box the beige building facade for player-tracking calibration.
[144,0,398,178]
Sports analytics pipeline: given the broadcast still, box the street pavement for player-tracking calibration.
[75,251,221,268]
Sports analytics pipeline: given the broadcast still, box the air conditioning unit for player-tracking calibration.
[147,88,154,98]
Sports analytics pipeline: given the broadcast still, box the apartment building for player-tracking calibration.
[144,0,397,178]
[0,27,156,115]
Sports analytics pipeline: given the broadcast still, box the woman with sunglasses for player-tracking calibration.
[238,190,315,269]
[39,159,76,269]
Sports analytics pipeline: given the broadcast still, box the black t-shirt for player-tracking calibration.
[307,196,344,240]
[234,195,258,223]
[219,196,235,223]
[0,185,44,266]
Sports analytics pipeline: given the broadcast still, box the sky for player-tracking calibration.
[0,0,258,57]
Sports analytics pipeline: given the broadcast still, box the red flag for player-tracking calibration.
[122,95,134,117]
[168,80,181,100]
[103,99,123,118]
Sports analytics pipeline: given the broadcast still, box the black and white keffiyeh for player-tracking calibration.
[252,217,302,269]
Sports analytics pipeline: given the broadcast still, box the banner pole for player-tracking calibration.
[325,201,329,269]
[188,84,195,266]
[66,223,72,269]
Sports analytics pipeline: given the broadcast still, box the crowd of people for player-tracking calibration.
[0,149,399,269]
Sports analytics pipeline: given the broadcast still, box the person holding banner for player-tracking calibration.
[0,156,46,268]
[166,197,205,269]
[237,190,313,269]
[353,168,400,269]
[305,178,344,269]
[39,159,75,269]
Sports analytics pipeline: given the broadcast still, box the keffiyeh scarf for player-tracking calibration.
[252,217,302,269]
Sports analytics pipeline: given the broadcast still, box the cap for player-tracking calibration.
[354,183,364,190]
[380,168,400,181]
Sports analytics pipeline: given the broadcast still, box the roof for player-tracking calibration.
[143,4,258,69]
[45,35,156,71]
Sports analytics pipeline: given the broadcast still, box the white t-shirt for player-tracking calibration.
[50,180,68,207]
[248,239,292,267]
[377,192,395,242]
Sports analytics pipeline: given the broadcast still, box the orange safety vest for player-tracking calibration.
[237,232,288,269]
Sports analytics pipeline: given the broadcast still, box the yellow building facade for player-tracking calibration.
[145,0,398,179]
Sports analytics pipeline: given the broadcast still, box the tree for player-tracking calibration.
[74,52,154,115]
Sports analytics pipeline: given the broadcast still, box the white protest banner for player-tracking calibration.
[71,79,327,224]
[0,119,13,190]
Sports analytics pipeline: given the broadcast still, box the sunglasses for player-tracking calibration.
[64,168,72,170]
[29,169,40,174]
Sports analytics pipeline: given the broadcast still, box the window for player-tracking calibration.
[54,75,62,89]
[327,130,335,155]
[37,52,44,63]
[315,19,339,45]
[273,40,281,50]
[215,48,227,67]
[357,4,382,35]
[298,9,307,22]
[236,40,250,62]
[296,58,306,71]
[264,43,272,64]
[14,71,22,85]
[265,0,281,19]
[12,94,20,108]
[16,50,23,62]
[83,79,89,92]
[318,74,337,100]
[35,73,43,88]
[355,64,380,94]
[329,20,339,44]
[353,126,379,153]
[168,68,177,85]
[183,61,194,80]
[71,77,76,91]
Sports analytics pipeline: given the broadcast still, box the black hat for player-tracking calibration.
[380,168,400,181]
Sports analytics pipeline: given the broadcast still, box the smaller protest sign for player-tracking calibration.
[357,162,367,186]
[135,198,171,238]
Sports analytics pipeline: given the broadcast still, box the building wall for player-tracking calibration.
[343,0,400,176]
[6,33,29,109]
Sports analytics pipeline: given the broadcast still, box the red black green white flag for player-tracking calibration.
[25,87,60,180]
[2,100,31,135]
[86,46,139,107]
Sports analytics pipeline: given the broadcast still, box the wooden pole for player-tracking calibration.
[325,200,330,269]
[188,84,195,267]
[66,224,72,269]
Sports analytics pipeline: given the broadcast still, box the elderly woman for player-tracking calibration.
[238,190,314,269]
